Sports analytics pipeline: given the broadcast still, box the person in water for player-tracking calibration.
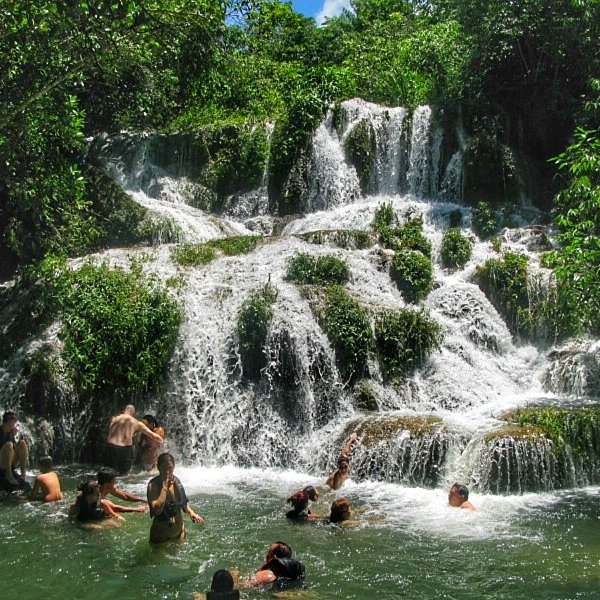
[28,456,63,502]
[286,485,319,520]
[324,498,362,526]
[105,404,163,475]
[193,569,240,600]
[147,452,204,543]
[134,414,165,472]
[97,467,147,511]
[448,483,476,511]
[234,541,305,588]
[326,432,359,490]
[70,481,124,526]
[0,411,29,488]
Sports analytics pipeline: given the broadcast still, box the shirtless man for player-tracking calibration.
[97,467,148,512]
[105,405,163,475]
[326,432,359,490]
[448,482,476,511]
[28,456,63,502]
[0,411,29,486]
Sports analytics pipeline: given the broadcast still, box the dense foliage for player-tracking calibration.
[390,250,433,304]
[441,228,472,269]
[285,253,350,285]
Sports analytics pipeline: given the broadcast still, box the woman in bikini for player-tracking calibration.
[147,452,204,543]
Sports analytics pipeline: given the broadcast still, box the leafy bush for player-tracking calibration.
[391,217,432,257]
[390,250,433,303]
[211,235,262,256]
[172,236,262,266]
[372,202,396,236]
[441,228,472,269]
[473,251,530,334]
[375,308,443,380]
[237,282,278,380]
[138,215,182,245]
[344,119,375,191]
[60,262,181,401]
[317,285,373,381]
[448,210,463,228]
[285,253,350,285]
[472,201,499,240]
[302,229,373,250]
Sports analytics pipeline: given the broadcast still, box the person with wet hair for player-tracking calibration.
[0,411,29,489]
[69,481,124,526]
[286,485,319,520]
[134,414,165,472]
[193,569,240,600]
[28,456,63,502]
[97,466,147,510]
[234,541,305,588]
[147,452,204,543]
[448,482,476,511]
[326,432,359,490]
[325,498,361,526]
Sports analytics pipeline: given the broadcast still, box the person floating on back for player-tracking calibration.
[234,541,305,589]
[0,410,29,490]
[193,569,240,600]
[147,452,204,543]
[286,485,319,520]
[105,404,163,475]
[28,456,63,502]
[326,432,359,490]
[448,482,476,511]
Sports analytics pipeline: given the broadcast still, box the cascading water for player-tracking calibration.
[3,99,598,497]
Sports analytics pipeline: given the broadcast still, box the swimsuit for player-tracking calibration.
[260,557,305,581]
[149,475,188,522]
[77,498,108,522]
[104,443,133,475]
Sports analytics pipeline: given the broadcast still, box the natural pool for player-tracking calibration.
[1,465,599,600]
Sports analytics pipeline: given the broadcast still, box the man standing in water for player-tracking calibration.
[105,405,163,475]
[448,483,476,511]
[147,452,204,543]
[326,432,359,490]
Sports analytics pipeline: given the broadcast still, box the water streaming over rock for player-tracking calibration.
[2,99,598,494]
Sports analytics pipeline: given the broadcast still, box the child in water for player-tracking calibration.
[28,456,63,502]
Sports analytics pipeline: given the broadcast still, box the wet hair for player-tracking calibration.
[77,481,100,497]
[267,541,292,561]
[329,498,351,523]
[337,456,350,468]
[287,485,318,510]
[97,467,118,486]
[157,452,175,470]
[142,414,159,429]
[211,569,235,592]
[451,483,469,500]
[39,456,53,471]
[2,411,17,424]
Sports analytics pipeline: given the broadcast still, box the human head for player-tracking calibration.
[337,456,350,474]
[330,498,351,523]
[157,452,175,477]
[266,541,292,561]
[211,569,235,592]
[124,404,136,416]
[2,411,17,426]
[39,456,53,473]
[448,483,469,507]
[303,485,318,501]
[141,414,158,429]
[97,467,118,488]
[78,481,100,501]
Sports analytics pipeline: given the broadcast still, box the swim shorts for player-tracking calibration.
[104,443,133,475]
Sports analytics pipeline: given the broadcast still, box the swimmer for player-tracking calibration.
[193,569,240,600]
[286,485,319,520]
[28,456,63,502]
[69,481,124,528]
[448,483,476,511]
[134,414,165,472]
[234,541,305,588]
[326,432,359,490]
[325,498,362,526]
[97,467,148,512]
[147,452,204,544]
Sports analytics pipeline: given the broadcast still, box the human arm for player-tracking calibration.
[100,498,125,521]
[185,503,204,524]
[137,420,163,444]
[27,477,44,501]
[147,476,170,516]
[340,432,359,458]
[111,486,146,503]
[106,498,148,513]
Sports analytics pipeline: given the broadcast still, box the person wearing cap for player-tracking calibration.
[0,411,29,488]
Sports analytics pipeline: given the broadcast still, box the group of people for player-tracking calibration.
[1,406,476,596]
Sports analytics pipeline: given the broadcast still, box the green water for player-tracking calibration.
[1,465,599,600]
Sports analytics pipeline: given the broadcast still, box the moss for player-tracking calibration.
[237,282,278,380]
[21,349,60,418]
[355,382,378,411]
[343,119,375,192]
[138,214,183,245]
[390,249,433,304]
[441,228,472,269]
[171,235,262,267]
[172,244,216,266]
[354,415,443,447]
[300,229,373,250]
[375,307,443,380]
[285,253,350,285]
[472,251,529,335]
[448,210,463,228]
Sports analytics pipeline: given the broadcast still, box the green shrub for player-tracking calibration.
[302,230,373,250]
[285,253,350,285]
[375,308,443,380]
[372,202,396,236]
[138,215,183,245]
[441,228,472,269]
[356,381,378,411]
[391,217,432,257]
[390,250,433,304]
[473,251,530,334]
[344,119,375,192]
[210,235,262,256]
[237,282,278,380]
[472,201,499,240]
[172,244,216,266]
[317,285,373,381]
[61,262,181,400]
[448,210,463,228]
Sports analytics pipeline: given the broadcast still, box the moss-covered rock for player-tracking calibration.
[343,119,375,193]
[299,229,374,250]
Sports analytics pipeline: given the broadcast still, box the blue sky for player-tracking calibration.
[292,0,352,24]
